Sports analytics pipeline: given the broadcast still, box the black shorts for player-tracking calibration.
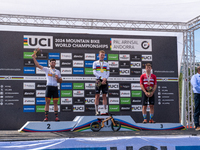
[95,79,108,94]
[142,91,155,105]
[45,86,59,100]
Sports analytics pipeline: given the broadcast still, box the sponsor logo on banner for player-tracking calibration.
[61,68,72,74]
[61,83,72,89]
[73,97,84,104]
[85,83,95,89]
[23,98,35,105]
[109,98,119,104]
[142,69,153,74]
[37,53,48,59]
[131,83,141,90]
[73,54,84,60]
[85,98,95,104]
[85,53,95,60]
[132,91,142,97]
[108,90,119,97]
[73,105,85,112]
[142,55,152,61]
[108,54,118,60]
[49,105,60,112]
[119,62,130,68]
[108,61,119,68]
[61,90,72,97]
[73,60,84,67]
[24,52,34,59]
[23,82,35,89]
[36,105,45,112]
[85,68,93,75]
[23,67,35,74]
[36,83,46,89]
[109,105,120,112]
[120,105,131,111]
[36,68,45,74]
[97,54,107,60]
[61,105,72,112]
[61,98,72,104]
[36,90,45,97]
[98,105,108,112]
[23,90,35,97]
[85,105,95,111]
[111,38,152,51]
[120,90,131,97]
[49,53,60,59]
[132,98,142,104]
[131,54,141,61]
[23,35,53,49]
[73,68,84,74]
[119,54,130,61]
[132,105,142,112]
[131,62,141,68]
[120,98,131,104]
[37,60,48,67]
[131,69,141,75]
[119,68,130,75]
[73,90,84,97]
[85,90,95,97]
[85,61,94,68]
[24,60,34,66]
[108,83,119,90]
[73,83,84,89]
[110,68,119,75]
[61,53,72,59]
[120,84,130,90]
[60,60,72,67]
[23,106,35,112]
[36,98,45,105]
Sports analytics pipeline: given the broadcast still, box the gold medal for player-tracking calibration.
[100,69,104,73]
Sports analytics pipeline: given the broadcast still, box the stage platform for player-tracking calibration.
[0,128,199,141]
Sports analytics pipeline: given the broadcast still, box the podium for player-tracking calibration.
[19,116,185,132]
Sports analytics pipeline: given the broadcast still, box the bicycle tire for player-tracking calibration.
[111,120,121,131]
[90,121,101,132]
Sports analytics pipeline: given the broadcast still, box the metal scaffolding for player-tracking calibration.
[0,13,199,127]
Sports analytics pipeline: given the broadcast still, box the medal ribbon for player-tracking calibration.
[99,60,104,71]
[146,72,151,84]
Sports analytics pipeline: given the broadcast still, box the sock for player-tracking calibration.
[54,111,58,118]
[104,105,107,110]
[95,105,98,112]
[143,114,147,120]
[150,114,154,120]
[45,111,48,118]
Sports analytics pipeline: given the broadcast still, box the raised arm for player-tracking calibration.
[32,53,43,70]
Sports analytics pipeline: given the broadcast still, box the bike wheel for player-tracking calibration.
[111,120,121,131]
[90,121,101,132]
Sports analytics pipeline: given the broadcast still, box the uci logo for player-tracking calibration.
[73,105,84,112]
[24,35,53,49]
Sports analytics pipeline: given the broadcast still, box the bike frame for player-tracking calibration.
[101,116,117,128]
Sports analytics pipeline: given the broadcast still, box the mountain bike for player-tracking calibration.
[90,113,121,132]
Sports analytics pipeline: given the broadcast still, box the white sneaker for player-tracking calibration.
[95,111,99,116]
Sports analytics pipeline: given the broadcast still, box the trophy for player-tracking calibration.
[146,86,153,96]
[33,48,42,58]
[95,79,102,88]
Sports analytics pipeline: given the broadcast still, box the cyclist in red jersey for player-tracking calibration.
[140,63,157,123]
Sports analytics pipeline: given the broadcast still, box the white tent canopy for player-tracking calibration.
[0,0,200,22]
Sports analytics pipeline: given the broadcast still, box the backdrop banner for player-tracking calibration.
[0,31,178,129]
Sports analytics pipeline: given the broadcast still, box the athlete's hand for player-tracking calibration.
[32,53,36,58]
[102,78,107,85]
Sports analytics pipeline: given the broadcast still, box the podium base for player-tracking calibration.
[18,116,185,132]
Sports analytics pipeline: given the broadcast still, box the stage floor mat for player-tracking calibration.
[0,128,199,141]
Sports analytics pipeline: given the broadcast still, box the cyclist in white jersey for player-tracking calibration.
[93,50,110,115]
[32,53,62,121]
